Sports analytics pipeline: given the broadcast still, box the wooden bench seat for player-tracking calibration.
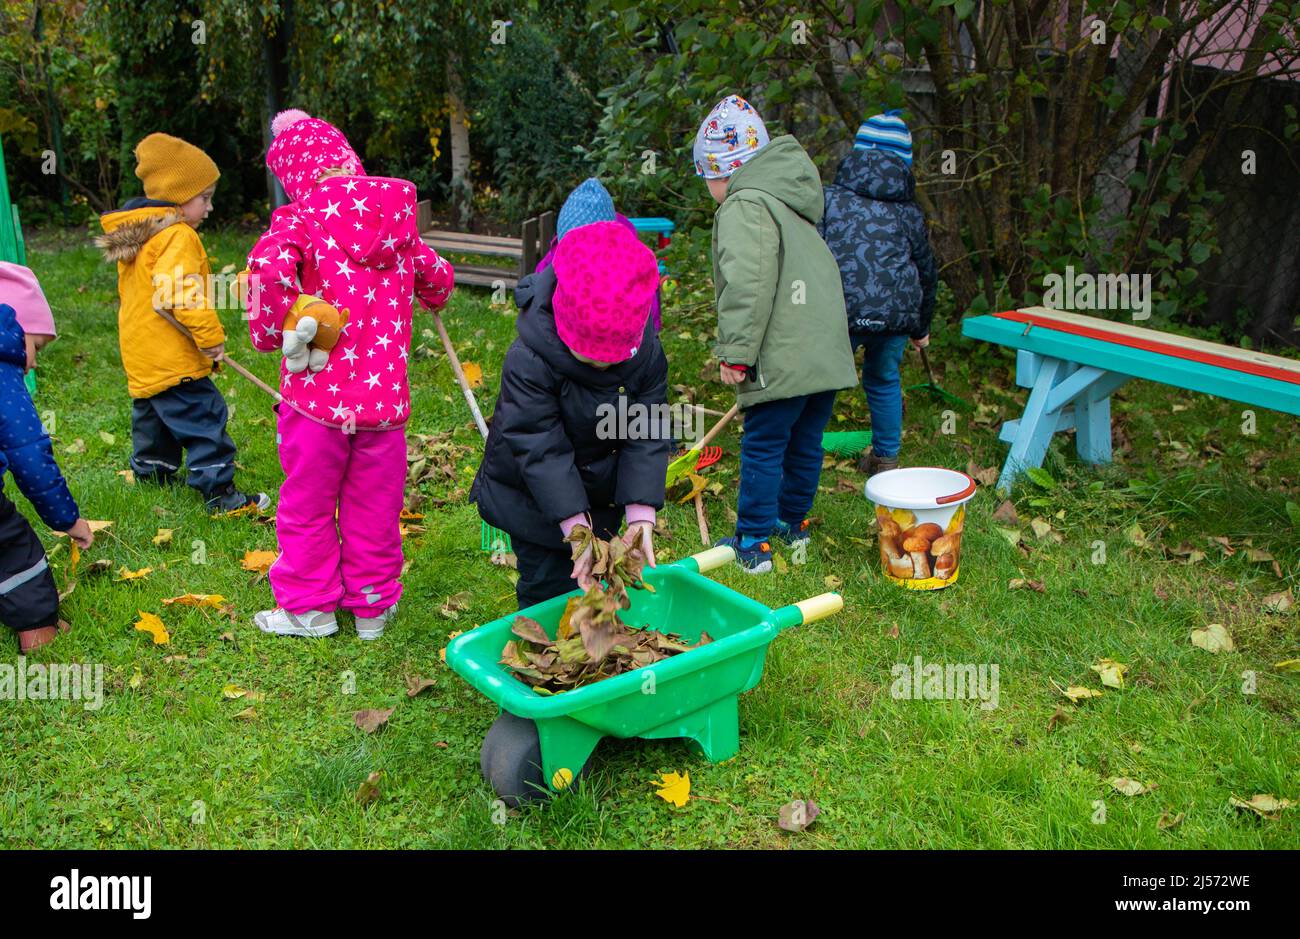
[962,307,1300,488]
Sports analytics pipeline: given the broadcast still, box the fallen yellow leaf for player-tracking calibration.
[117,566,153,581]
[1062,685,1103,703]
[163,593,227,608]
[653,770,691,807]
[134,611,170,645]
[1091,658,1129,689]
[462,361,484,388]
[1190,623,1234,654]
[240,550,277,573]
[70,542,80,575]
[152,528,174,546]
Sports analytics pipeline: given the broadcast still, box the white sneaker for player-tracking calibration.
[355,603,398,641]
[254,608,338,637]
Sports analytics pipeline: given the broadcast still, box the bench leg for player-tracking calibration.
[999,356,1063,490]
[1000,358,1130,488]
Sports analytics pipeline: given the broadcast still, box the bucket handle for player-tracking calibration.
[773,592,844,630]
[936,477,977,505]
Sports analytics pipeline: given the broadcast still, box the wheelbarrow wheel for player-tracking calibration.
[481,712,586,808]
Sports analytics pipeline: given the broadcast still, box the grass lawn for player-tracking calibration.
[1,225,1296,849]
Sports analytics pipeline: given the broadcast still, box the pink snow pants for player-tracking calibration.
[269,406,406,615]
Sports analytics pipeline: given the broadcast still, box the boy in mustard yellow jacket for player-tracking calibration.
[96,133,269,514]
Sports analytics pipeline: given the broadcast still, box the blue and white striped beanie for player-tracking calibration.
[557,178,617,239]
[854,109,913,165]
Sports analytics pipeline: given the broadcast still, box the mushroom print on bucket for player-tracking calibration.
[865,467,977,590]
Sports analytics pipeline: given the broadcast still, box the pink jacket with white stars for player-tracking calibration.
[246,174,453,430]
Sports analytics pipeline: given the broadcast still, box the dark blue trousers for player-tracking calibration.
[130,377,237,497]
[736,390,837,540]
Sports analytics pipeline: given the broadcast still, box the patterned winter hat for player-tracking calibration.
[266,109,365,203]
[552,221,660,365]
[693,95,770,179]
[557,178,616,239]
[0,261,56,338]
[854,109,913,165]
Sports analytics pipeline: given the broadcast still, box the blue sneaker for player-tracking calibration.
[714,535,773,574]
[772,518,810,546]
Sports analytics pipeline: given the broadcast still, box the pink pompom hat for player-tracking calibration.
[266,108,365,202]
[0,261,56,338]
[551,221,660,364]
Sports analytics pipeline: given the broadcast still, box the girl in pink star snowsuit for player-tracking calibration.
[246,109,454,640]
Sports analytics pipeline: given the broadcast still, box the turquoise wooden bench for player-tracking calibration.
[962,307,1300,489]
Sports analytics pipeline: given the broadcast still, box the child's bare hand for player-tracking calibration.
[911,335,930,350]
[622,521,656,568]
[719,364,747,385]
[200,343,225,361]
[571,544,597,591]
[65,518,94,549]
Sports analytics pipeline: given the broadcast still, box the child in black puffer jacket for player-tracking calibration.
[471,221,669,609]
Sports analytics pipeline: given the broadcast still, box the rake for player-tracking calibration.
[905,345,971,411]
[426,311,512,555]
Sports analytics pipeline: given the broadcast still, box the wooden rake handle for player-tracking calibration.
[432,310,490,440]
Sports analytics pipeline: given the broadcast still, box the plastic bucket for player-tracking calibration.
[864,467,977,590]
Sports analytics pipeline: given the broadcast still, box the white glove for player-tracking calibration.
[282,315,317,374]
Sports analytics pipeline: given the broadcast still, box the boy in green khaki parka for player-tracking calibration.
[695,95,857,573]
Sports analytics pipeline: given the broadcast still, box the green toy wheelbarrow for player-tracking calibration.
[445,544,844,806]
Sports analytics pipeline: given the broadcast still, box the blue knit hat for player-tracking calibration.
[854,109,913,165]
[557,178,617,239]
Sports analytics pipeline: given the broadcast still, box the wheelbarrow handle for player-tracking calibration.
[774,592,844,630]
[676,544,735,574]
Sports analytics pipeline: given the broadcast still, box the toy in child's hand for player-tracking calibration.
[282,294,349,373]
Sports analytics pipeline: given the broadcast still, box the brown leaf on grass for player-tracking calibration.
[1109,777,1154,796]
[1245,548,1275,564]
[356,772,382,805]
[1157,810,1185,831]
[1046,706,1070,732]
[405,674,436,697]
[233,706,258,721]
[777,799,820,832]
[353,708,395,733]
[991,500,1019,527]
[439,591,472,619]
[886,623,900,639]
[1210,536,1235,556]
[1009,578,1045,592]
[1229,794,1294,818]
[967,462,1000,487]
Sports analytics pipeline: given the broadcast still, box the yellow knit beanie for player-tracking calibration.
[133,133,220,204]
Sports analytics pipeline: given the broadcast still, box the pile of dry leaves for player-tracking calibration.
[499,529,712,694]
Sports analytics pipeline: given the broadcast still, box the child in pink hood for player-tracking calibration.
[246,109,454,640]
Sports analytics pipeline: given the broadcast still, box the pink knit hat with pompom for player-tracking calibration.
[266,108,365,202]
[551,221,660,364]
